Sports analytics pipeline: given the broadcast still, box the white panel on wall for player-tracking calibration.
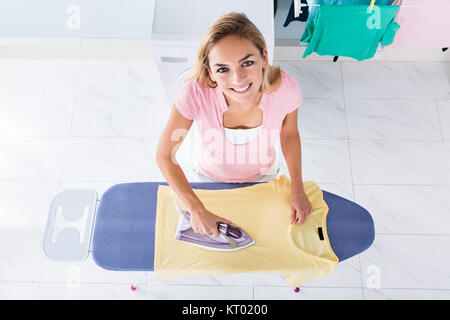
[152,0,273,36]
[0,0,156,39]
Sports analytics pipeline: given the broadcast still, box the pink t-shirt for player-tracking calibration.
[175,69,303,183]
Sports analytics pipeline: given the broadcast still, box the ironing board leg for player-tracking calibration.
[130,272,147,291]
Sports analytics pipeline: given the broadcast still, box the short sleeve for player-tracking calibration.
[380,21,400,47]
[282,72,303,115]
[174,80,200,121]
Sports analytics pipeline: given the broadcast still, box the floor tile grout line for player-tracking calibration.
[0,94,166,99]
[350,183,450,187]
[333,61,357,297]
[58,60,85,188]
[67,60,85,139]
[0,95,448,101]
[0,278,450,290]
[2,135,450,143]
[339,62,356,202]
[0,280,366,290]
[434,98,446,141]
[359,255,366,300]
[301,97,450,101]
[3,178,450,188]
[339,60,365,300]
[339,61,365,300]
[0,135,164,140]
[1,279,256,287]
[361,287,450,291]
[4,279,450,292]
[375,233,450,236]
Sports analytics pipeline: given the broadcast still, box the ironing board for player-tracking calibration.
[43,181,375,290]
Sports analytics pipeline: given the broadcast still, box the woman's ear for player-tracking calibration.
[262,48,269,68]
[208,67,216,83]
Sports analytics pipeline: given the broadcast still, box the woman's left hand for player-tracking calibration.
[289,190,312,224]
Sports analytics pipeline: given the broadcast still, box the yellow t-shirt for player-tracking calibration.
[154,174,339,287]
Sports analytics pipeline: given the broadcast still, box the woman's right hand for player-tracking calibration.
[189,205,232,238]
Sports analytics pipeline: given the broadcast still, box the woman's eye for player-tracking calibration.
[216,61,254,73]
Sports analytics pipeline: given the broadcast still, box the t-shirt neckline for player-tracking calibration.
[217,87,267,130]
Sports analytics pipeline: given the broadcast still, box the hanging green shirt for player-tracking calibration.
[301,5,400,61]
[304,0,395,27]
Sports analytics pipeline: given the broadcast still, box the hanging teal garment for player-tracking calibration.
[305,0,395,22]
[301,5,400,61]
[301,0,395,45]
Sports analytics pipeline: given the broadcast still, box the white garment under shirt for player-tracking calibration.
[194,125,280,182]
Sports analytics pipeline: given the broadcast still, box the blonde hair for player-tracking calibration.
[184,12,281,92]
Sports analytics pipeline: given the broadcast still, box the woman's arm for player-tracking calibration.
[156,104,204,212]
[279,109,304,193]
[280,108,312,224]
[156,105,231,236]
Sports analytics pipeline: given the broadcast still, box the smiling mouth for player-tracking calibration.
[231,83,252,93]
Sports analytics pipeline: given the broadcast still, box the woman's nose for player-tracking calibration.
[231,69,246,84]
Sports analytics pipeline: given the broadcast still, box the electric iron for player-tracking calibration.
[174,194,255,252]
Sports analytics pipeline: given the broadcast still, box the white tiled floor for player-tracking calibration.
[1,56,450,300]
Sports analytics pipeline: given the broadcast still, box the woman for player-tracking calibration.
[156,12,312,238]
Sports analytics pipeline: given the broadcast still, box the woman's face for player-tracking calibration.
[208,35,268,107]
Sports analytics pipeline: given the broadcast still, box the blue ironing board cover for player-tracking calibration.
[92,181,374,271]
